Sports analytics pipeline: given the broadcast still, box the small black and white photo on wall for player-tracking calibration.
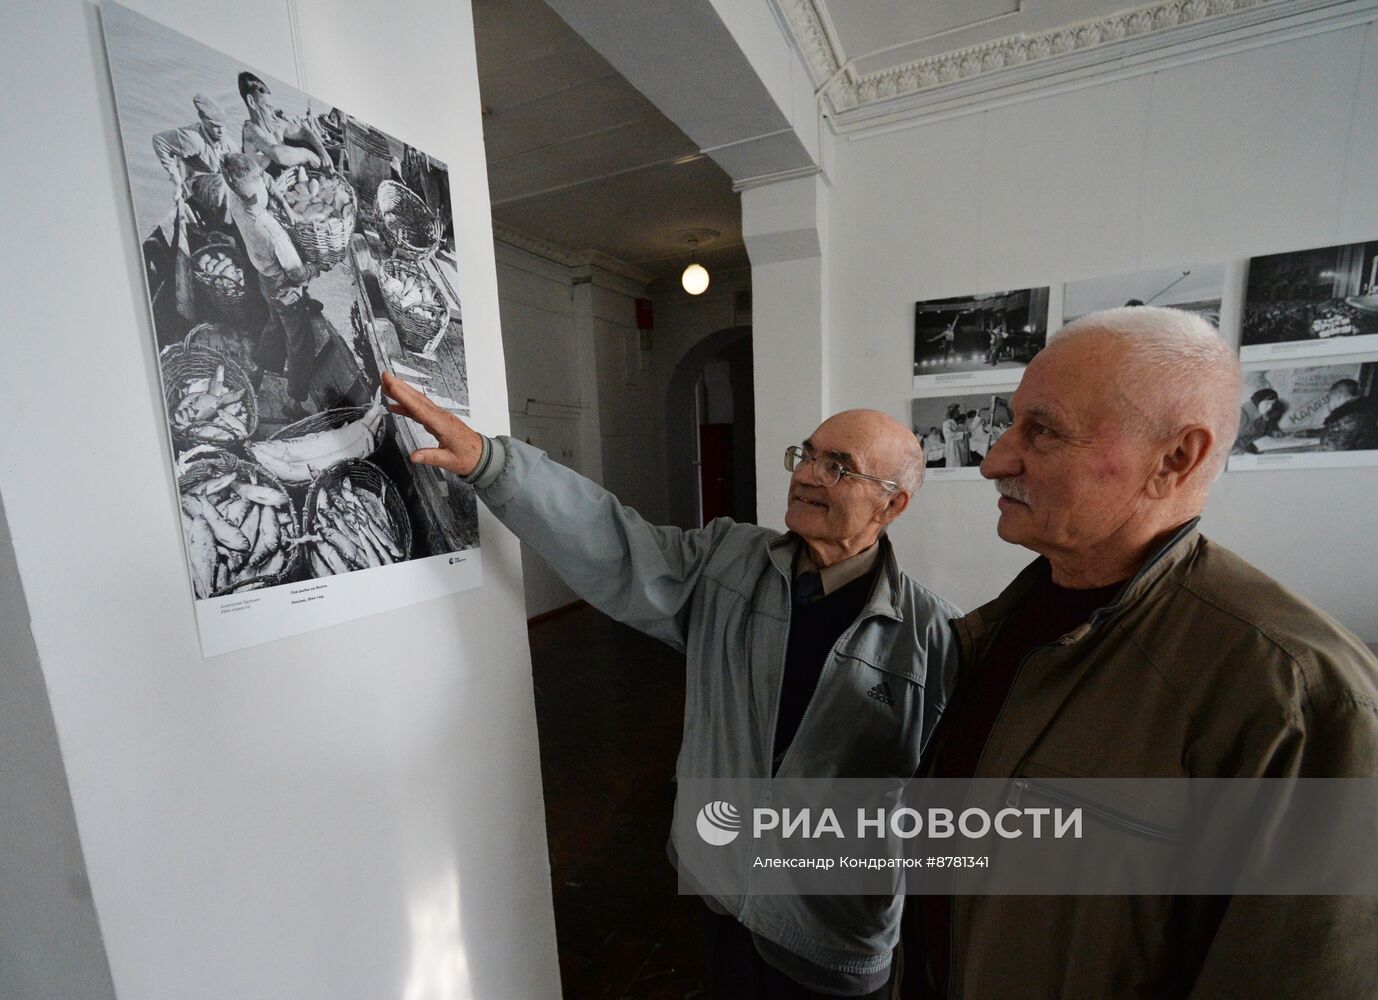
[1229,358,1378,472]
[1062,263,1224,327]
[102,3,484,655]
[913,288,1049,391]
[910,393,1014,481]
[1241,240,1378,362]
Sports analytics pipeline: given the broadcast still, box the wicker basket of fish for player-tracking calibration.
[182,322,258,376]
[245,390,388,485]
[161,345,258,447]
[375,180,443,261]
[191,241,249,321]
[378,258,446,351]
[303,459,412,577]
[177,452,302,597]
[275,165,357,271]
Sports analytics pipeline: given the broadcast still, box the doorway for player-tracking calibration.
[668,327,755,529]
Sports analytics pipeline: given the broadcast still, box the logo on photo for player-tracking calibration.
[696,800,742,846]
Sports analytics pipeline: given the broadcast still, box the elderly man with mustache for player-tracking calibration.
[903,306,1378,999]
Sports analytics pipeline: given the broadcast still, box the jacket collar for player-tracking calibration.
[769,532,904,622]
[955,516,1203,652]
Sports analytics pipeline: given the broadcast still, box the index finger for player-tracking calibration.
[381,372,445,425]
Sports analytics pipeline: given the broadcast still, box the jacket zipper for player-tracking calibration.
[752,561,878,921]
[1006,777,1181,842]
[748,558,796,925]
[945,634,1071,998]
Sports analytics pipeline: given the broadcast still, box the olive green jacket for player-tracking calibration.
[910,520,1378,999]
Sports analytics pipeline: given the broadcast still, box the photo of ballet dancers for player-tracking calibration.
[1063,263,1224,326]
[911,393,1014,474]
[1242,240,1378,360]
[913,288,1049,379]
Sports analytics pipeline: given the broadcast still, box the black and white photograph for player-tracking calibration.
[103,4,482,654]
[910,393,1014,481]
[1229,359,1378,472]
[1062,263,1224,326]
[1241,240,1378,362]
[913,288,1049,391]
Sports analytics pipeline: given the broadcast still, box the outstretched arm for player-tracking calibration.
[382,373,731,650]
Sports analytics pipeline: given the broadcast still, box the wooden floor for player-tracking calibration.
[529,604,707,999]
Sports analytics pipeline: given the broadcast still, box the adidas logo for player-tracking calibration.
[866,680,894,707]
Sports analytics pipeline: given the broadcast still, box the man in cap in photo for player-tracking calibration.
[152,92,234,227]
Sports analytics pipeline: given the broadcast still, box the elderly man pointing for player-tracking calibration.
[383,374,960,998]
[905,307,1378,999]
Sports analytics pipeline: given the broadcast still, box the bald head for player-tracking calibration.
[1050,307,1241,497]
[817,408,926,496]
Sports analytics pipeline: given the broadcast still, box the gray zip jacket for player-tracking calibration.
[470,436,961,976]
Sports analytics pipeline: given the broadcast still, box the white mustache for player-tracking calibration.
[996,478,1031,505]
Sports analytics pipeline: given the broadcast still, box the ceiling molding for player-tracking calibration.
[492,220,654,286]
[731,164,823,194]
[773,0,1371,135]
[771,0,845,87]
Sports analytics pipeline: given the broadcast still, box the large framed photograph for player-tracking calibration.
[910,393,1014,481]
[1063,263,1224,327]
[912,288,1049,391]
[1228,358,1378,472]
[102,3,482,655]
[1241,240,1378,362]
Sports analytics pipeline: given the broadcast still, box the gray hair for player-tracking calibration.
[895,443,925,496]
[1053,306,1242,485]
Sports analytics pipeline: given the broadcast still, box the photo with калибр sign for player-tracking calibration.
[1229,358,1378,472]
[913,288,1049,391]
[101,3,482,655]
[1241,240,1378,362]
[910,393,1014,481]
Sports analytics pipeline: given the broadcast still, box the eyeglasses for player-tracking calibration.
[784,446,898,492]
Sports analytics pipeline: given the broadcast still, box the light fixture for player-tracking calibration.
[682,262,710,295]
[676,229,719,296]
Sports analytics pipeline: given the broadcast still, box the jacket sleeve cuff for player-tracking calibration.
[460,434,507,491]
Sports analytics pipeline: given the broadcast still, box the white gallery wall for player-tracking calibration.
[0,1,560,998]
[812,17,1378,640]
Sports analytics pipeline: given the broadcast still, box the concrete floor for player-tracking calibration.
[530,604,707,999]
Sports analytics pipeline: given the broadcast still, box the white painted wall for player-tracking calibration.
[494,243,587,618]
[809,18,1378,639]
[0,1,560,998]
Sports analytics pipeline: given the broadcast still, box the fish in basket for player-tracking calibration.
[303,459,412,576]
[161,345,258,447]
[177,451,302,597]
[273,165,357,271]
[190,241,248,322]
[379,258,447,351]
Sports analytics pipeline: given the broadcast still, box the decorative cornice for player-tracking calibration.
[824,0,1279,113]
[772,0,843,87]
[773,0,1368,134]
[492,220,653,286]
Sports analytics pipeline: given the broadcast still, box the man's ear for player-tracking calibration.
[1147,426,1214,499]
[876,490,911,525]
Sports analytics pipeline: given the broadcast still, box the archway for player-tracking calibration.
[665,326,754,529]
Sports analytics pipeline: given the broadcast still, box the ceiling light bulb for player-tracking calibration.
[682,262,710,295]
